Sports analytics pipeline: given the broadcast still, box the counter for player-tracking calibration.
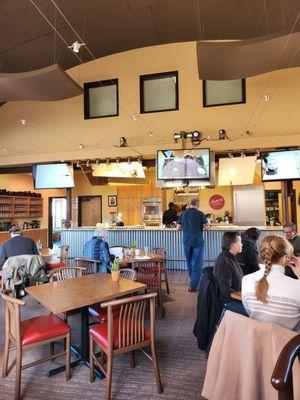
[61,226,283,271]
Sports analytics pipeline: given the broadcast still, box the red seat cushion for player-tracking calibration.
[90,318,151,350]
[21,314,70,346]
[89,304,120,323]
[45,262,67,270]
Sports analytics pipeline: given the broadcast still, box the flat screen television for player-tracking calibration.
[157,148,210,180]
[32,163,75,189]
[261,149,300,182]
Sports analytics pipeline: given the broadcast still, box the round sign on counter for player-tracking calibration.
[209,194,225,210]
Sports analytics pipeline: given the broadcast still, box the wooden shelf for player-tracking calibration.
[0,195,43,219]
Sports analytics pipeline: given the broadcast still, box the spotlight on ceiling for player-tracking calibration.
[95,158,100,165]
[255,148,260,158]
[127,156,131,164]
[86,159,90,167]
[240,151,246,158]
[137,156,143,164]
[228,151,233,159]
[68,41,85,53]
[106,158,110,165]
[76,160,80,168]
[78,144,84,149]
[116,157,121,164]
[20,119,26,125]
[119,137,127,147]
[219,129,227,140]
[173,132,182,143]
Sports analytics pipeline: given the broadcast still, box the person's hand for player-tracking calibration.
[287,255,300,278]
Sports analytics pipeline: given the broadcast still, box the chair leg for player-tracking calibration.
[164,271,170,294]
[65,333,71,381]
[15,345,22,400]
[2,333,10,378]
[50,342,55,362]
[151,340,163,394]
[130,351,136,369]
[89,336,95,382]
[105,353,113,400]
[158,289,165,318]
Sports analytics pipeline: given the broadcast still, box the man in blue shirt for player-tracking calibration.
[177,198,208,292]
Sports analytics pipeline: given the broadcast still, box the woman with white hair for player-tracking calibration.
[83,227,112,272]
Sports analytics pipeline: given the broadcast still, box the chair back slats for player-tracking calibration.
[1,292,24,343]
[119,268,136,281]
[60,245,69,264]
[115,298,148,349]
[152,246,166,258]
[133,260,162,290]
[49,266,86,283]
[73,258,99,274]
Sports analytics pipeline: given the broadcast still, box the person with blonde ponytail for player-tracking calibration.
[242,235,300,332]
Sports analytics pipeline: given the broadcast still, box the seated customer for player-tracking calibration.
[213,231,246,316]
[283,222,300,255]
[242,235,300,332]
[0,225,38,267]
[236,227,260,275]
[83,227,112,272]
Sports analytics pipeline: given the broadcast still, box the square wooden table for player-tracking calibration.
[119,252,165,267]
[26,273,146,376]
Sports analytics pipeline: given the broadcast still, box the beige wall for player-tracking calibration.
[0,173,66,228]
[72,171,117,224]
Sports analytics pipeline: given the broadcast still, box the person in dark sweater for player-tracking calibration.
[213,231,243,304]
[162,202,178,227]
[0,225,39,267]
[236,227,260,275]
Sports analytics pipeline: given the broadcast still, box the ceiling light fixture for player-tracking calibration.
[228,151,233,159]
[106,158,110,165]
[255,148,260,158]
[3,146,7,152]
[240,151,246,158]
[78,144,84,149]
[264,93,270,102]
[76,160,80,168]
[218,129,228,140]
[95,158,100,165]
[148,131,153,136]
[116,157,121,164]
[127,156,131,164]
[20,119,26,125]
[86,159,90,167]
[68,41,85,53]
[132,115,137,121]
[137,157,143,164]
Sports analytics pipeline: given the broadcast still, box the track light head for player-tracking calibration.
[106,158,110,165]
[219,129,227,140]
[76,160,80,168]
[95,158,100,165]
[68,41,85,53]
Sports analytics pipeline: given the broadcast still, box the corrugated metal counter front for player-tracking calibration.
[61,227,283,271]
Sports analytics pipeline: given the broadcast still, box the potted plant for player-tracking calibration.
[111,257,120,282]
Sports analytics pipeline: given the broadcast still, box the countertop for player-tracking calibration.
[61,225,283,231]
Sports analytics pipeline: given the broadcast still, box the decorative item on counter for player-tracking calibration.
[110,211,117,225]
[36,239,42,255]
[131,240,137,256]
[111,257,120,282]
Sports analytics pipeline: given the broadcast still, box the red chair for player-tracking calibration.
[89,269,136,323]
[1,291,71,400]
[45,245,69,270]
[89,293,162,400]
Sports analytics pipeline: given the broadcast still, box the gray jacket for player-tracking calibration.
[2,255,49,297]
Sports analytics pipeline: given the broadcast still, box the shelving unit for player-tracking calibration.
[265,190,281,225]
[0,195,43,219]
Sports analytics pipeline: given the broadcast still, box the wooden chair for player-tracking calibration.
[272,334,300,400]
[133,260,165,318]
[152,246,170,294]
[49,266,86,322]
[45,244,70,270]
[89,293,162,400]
[89,268,136,324]
[1,291,71,400]
[73,257,100,274]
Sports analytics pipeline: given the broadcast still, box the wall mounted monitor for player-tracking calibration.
[157,148,210,180]
[32,163,74,189]
[261,149,300,182]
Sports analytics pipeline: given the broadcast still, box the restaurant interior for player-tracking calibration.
[1,1,300,399]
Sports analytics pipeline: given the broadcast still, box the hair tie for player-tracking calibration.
[263,271,268,278]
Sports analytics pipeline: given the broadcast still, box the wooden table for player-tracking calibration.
[119,252,165,267]
[231,291,242,301]
[26,273,146,377]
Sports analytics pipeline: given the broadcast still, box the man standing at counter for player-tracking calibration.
[177,198,208,292]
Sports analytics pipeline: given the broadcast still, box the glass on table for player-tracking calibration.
[144,246,149,256]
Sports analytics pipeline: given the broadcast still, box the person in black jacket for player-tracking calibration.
[236,227,260,275]
[162,202,178,227]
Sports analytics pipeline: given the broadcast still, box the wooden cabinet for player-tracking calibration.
[0,195,43,219]
[0,228,48,247]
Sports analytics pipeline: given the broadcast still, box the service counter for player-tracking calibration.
[61,226,283,271]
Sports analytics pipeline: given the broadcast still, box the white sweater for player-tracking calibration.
[242,264,300,332]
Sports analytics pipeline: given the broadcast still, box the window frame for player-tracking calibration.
[140,71,179,114]
[202,78,246,108]
[84,79,119,119]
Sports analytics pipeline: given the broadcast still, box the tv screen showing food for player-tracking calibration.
[261,149,300,182]
[33,163,75,189]
[157,148,210,180]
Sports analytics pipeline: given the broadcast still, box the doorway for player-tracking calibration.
[78,196,102,227]
[48,197,67,249]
